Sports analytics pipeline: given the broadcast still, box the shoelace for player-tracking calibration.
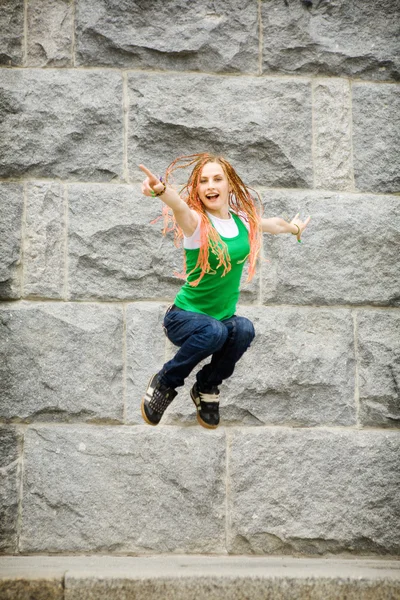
[199,391,220,403]
[149,387,173,411]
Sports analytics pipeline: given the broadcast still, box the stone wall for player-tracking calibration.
[0,0,399,556]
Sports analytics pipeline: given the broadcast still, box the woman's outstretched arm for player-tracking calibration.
[139,164,199,237]
[261,213,310,242]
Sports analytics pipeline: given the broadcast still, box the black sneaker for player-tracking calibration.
[190,382,220,429]
[141,374,177,426]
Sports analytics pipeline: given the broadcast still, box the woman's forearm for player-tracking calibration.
[158,187,187,212]
[159,187,199,235]
[261,217,298,235]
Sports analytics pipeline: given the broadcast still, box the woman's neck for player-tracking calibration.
[205,208,231,220]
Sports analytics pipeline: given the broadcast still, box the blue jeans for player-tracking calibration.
[158,306,255,391]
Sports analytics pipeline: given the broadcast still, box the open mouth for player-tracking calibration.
[205,193,219,201]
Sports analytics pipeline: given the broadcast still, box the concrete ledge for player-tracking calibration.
[1,555,399,599]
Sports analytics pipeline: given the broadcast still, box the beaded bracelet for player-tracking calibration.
[150,182,167,197]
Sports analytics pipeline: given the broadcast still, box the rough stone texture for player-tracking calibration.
[260,191,400,306]
[313,79,353,191]
[0,303,123,423]
[226,306,355,426]
[0,579,64,600]
[261,0,400,82]
[238,262,260,305]
[75,0,258,73]
[128,74,313,188]
[23,182,65,299]
[125,302,167,424]
[0,184,23,300]
[20,426,226,553]
[0,0,24,66]
[2,556,400,600]
[67,184,183,301]
[0,427,20,553]
[229,428,400,556]
[352,83,400,193]
[357,311,400,428]
[165,306,356,428]
[0,557,399,600]
[0,70,123,180]
[64,576,400,600]
[26,0,73,67]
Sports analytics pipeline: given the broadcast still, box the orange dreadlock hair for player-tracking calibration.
[160,153,263,286]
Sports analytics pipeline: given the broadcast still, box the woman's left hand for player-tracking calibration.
[290,213,311,241]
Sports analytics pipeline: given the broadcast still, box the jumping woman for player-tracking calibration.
[139,154,310,429]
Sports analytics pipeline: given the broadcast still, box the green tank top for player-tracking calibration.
[174,212,250,321]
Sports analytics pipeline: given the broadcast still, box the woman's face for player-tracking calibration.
[197,162,231,214]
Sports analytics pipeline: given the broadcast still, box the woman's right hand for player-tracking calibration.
[139,164,198,237]
[138,164,166,197]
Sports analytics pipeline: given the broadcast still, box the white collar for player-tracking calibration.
[205,210,232,221]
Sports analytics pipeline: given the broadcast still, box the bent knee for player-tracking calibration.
[206,320,228,349]
[236,317,255,344]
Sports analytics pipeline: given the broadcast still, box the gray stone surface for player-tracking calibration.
[0,303,123,422]
[67,184,183,300]
[126,302,167,424]
[229,428,400,555]
[20,426,226,553]
[0,426,20,553]
[0,0,24,66]
[0,70,123,180]
[260,191,400,306]
[357,310,400,428]
[0,579,64,600]
[23,182,65,299]
[26,0,73,66]
[313,79,353,191]
[261,0,400,82]
[0,184,23,300]
[352,83,400,193]
[2,554,400,579]
[165,306,356,428]
[128,74,313,188]
[227,306,355,426]
[75,0,258,73]
[64,576,400,600]
[1,555,400,600]
[238,261,260,305]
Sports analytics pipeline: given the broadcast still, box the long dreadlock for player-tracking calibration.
[159,153,262,287]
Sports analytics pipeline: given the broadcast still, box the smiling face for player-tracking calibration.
[197,161,231,218]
